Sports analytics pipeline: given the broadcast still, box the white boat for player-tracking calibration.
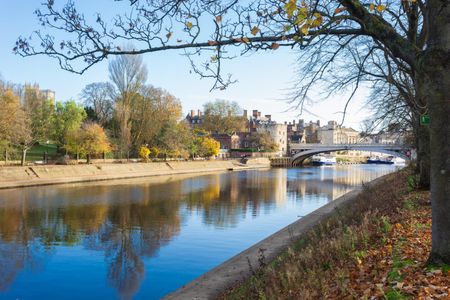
[311,155,336,166]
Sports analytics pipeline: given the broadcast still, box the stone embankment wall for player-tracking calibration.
[0,159,270,189]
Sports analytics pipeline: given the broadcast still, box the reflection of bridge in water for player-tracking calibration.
[290,143,412,166]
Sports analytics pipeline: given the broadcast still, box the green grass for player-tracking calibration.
[385,289,409,300]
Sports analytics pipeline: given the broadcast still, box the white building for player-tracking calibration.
[318,121,360,144]
[256,123,288,156]
[248,110,288,156]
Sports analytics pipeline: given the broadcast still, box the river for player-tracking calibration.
[0,164,399,299]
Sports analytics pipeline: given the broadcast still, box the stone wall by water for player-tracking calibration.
[0,159,270,189]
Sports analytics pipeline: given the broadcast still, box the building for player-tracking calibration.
[248,110,288,156]
[40,89,56,103]
[318,121,359,144]
[303,120,321,143]
[211,133,241,150]
[185,109,204,127]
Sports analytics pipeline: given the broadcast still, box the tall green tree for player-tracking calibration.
[53,101,87,148]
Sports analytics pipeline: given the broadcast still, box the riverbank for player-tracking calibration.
[0,159,270,189]
[165,168,448,300]
[218,169,448,299]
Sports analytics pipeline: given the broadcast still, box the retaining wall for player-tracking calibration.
[0,159,269,189]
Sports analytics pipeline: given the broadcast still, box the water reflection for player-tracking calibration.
[0,165,397,299]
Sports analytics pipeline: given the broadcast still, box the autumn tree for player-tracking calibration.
[154,120,192,159]
[16,0,450,263]
[80,122,111,163]
[248,132,279,152]
[201,100,247,134]
[80,82,115,126]
[0,88,32,165]
[130,85,182,149]
[109,54,147,157]
[197,137,220,158]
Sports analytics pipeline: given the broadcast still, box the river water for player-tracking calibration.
[0,165,399,299]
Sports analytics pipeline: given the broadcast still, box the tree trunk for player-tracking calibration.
[21,149,27,166]
[86,153,91,164]
[421,0,450,264]
[415,117,430,189]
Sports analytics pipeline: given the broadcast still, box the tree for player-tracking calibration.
[248,132,279,152]
[130,85,182,150]
[138,145,151,162]
[15,0,450,263]
[154,120,191,160]
[64,128,84,161]
[197,137,220,158]
[80,122,112,164]
[80,82,115,126]
[0,89,33,165]
[201,100,247,134]
[109,54,148,157]
[53,100,87,148]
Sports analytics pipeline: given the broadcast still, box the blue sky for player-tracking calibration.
[0,1,371,129]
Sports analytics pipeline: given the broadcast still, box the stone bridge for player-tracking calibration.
[289,143,412,166]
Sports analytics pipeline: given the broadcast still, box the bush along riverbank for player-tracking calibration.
[221,168,449,299]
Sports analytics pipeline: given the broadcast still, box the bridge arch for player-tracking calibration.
[290,146,410,166]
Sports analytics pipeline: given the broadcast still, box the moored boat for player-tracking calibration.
[311,155,337,166]
[366,156,394,164]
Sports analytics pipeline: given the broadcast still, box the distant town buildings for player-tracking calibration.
[185,105,406,158]
[318,121,359,144]
[185,109,203,127]
[248,110,288,156]
[40,89,56,103]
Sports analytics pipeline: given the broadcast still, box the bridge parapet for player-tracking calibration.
[289,143,412,166]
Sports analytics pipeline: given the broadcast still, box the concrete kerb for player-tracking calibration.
[164,174,391,300]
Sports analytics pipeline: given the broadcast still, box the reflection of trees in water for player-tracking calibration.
[0,184,181,299]
[0,240,50,291]
[0,166,389,297]
[184,170,287,228]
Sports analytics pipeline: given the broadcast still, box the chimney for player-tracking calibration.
[198,110,202,117]
[265,114,271,120]
[258,111,261,117]
[293,120,296,125]
[243,109,248,118]
[317,120,321,127]
[284,121,287,125]
[252,110,258,118]
[190,110,195,117]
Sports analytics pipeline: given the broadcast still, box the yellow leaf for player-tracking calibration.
[376,4,386,12]
[186,22,193,29]
[251,26,259,36]
[301,26,309,36]
[271,42,280,50]
[284,0,297,18]
[295,13,306,25]
[242,37,250,43]
[215,15,222,23]
[369,3,375,11]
